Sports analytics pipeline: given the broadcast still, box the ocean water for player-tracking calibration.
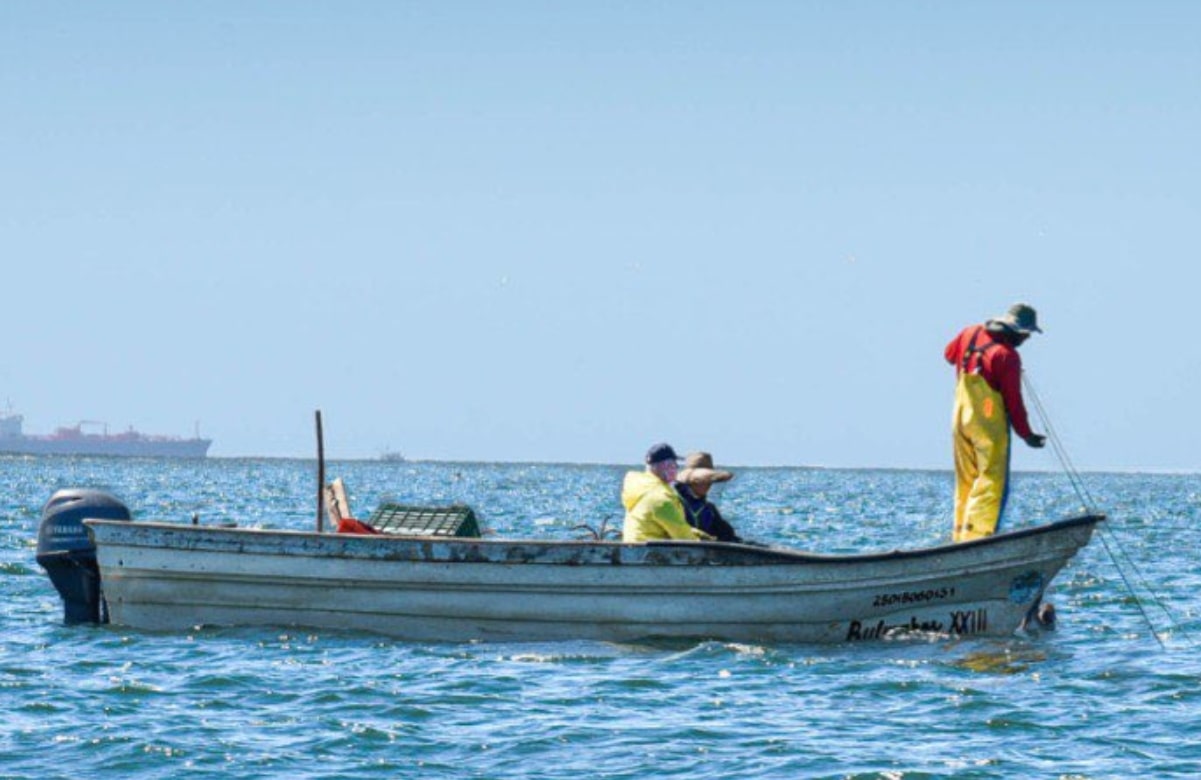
[3,457,1200,779]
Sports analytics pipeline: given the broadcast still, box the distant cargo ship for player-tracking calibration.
[0,410,211,458]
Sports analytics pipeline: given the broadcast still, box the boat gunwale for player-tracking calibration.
[663,512,1104,563]
[84,513,1105,566]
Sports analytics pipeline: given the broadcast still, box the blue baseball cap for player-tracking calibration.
[645,442,680,465]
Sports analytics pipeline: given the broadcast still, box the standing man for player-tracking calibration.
[945,303,1047,542]
[622,443,711,542]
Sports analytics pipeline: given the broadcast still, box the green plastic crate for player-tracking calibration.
[367,503,481,538]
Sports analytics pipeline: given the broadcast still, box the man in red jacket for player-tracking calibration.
[945,303,1047,542]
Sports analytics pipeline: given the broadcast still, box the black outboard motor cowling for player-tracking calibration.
[36,489,131,624]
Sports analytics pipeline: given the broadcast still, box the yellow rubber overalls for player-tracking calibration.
[952,330,1011,542]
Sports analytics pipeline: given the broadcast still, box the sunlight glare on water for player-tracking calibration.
[2,457,1200,778]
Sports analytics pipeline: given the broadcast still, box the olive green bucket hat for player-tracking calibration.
[990,303,1042,335]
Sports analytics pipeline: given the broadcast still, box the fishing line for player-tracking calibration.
[1022,374,1093,511]
[1023,372,1192,649]
[1023,372,1179,646]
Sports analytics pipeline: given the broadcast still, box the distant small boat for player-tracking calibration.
[39,488,1103,644]
[0,409,211,458]
[379,450,406,463]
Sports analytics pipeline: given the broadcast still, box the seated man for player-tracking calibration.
[622,443,712,543]
[674,451,740,542]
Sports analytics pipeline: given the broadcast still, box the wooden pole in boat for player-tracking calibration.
[315,409,325,533]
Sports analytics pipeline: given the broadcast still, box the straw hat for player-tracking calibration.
[676,451,734,486]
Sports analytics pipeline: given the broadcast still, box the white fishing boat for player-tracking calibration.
[39,488,1103,644]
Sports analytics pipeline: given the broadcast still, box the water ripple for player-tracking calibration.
[3,459,1201,777]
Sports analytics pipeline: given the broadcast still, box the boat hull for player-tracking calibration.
[85,515,1101,643]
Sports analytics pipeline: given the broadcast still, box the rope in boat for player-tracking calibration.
[1023,372,1192,649]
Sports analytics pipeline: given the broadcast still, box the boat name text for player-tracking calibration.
[846,609,988,641]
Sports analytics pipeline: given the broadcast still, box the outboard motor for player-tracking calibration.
[36,489,131,624]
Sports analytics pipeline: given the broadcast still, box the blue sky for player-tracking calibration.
[2,2,1198,471]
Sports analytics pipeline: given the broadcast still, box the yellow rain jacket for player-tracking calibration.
[621,470,709,543]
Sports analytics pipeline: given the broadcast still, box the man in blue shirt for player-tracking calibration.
[674,451,740,542]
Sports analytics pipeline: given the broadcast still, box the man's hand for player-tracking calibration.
[1025,433,1047,448]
